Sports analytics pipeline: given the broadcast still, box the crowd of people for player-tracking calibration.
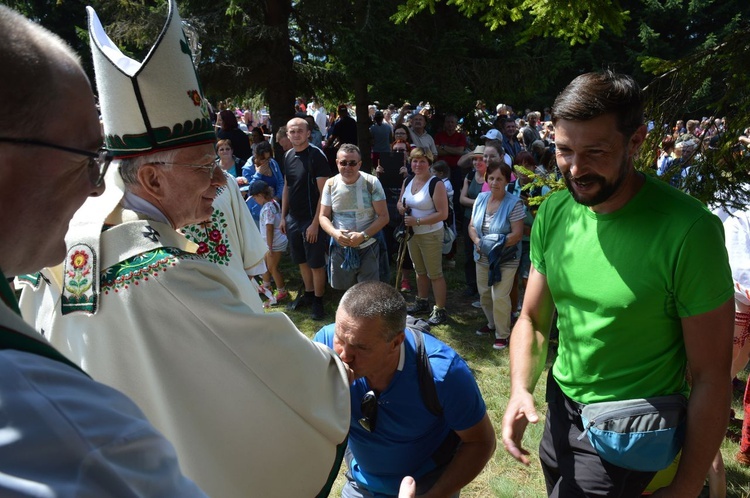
[2,2,749,497]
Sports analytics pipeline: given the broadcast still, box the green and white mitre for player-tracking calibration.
[87,0,214,158]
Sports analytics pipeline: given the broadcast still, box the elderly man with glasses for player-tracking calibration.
[315,281,496,498]
[0,5,209,495]
[16,1,350,497]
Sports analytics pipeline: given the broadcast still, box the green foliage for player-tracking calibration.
[639,21,750,209]
[391,0,629,45]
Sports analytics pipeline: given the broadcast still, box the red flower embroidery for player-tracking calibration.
[209,229,222,242]
[197,242,209,254]
[70,250,88,269]
[187,90,201,106]
[216,244,227,256]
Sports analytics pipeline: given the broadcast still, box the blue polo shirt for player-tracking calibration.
[314,325,486,495]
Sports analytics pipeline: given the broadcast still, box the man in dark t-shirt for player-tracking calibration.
[281,117,332,320]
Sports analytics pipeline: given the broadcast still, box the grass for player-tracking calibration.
[266,241,750,498]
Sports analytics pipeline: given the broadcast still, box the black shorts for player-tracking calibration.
[286,216,328,269]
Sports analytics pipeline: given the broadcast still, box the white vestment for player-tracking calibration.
[182,174,267,312]
[18,184,350,498]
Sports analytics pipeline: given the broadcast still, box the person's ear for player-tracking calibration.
[628,124,648,156]
[390,331,406,351]
[136,164,165,199]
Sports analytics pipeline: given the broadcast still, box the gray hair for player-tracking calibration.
[0,5,82,137]
[339,281,407,341]
[337,143,361,158]
[118,149,179,186]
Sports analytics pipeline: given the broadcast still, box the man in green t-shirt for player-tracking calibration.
[501,71,734,497]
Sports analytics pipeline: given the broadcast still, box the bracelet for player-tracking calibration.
[417,218,421,226]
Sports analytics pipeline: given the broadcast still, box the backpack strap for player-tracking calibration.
[428,176,440,198]
[409,327,443,416]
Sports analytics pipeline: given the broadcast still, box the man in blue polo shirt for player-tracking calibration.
[315,281,495,498]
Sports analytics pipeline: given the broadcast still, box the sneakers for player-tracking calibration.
[311,298,325,321]
[476,325,496,336]
[428,306,448,326]
[471,301,482,309]
[400,279,412,293]
[263,289,288,309]
[287,289,312,311]
[407,298,430,315]
[493,338,509,350]
[274,289,289,302]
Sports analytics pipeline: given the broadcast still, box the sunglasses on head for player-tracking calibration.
[358,390,378,433]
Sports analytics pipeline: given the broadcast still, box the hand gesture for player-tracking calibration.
[501,390,539,466]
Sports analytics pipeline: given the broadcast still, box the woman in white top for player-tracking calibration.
[397,148,449,325]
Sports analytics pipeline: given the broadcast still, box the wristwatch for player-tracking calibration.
[361,232,370,241]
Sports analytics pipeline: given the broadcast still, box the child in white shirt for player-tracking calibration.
[249,180,288,307]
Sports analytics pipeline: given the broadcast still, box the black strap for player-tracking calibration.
[404,176,448,222]
[409,328,461,466]
[409,328,443,416]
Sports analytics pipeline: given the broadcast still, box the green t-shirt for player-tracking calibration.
[531,175,732,404]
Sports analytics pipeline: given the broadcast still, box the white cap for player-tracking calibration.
[481,129,503,141]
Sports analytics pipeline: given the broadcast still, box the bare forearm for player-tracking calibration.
[366,214,389,236]
[420,442,494,498]
[509,316,549,395]
[319,213,336,237]
[661,380,730,496]
[281,184,289,218]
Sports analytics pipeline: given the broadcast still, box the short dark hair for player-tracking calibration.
[339,281,407,341]
[254,140,272,157]
[486,158,512,182]
[430,160,449,176]
[551,70,644,138]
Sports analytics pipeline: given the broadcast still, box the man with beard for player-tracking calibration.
[501,71,733,497]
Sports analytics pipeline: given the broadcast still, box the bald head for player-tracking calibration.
[0,5,85,137]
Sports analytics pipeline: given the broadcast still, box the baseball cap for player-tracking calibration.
[481,129,502,141]
[248,180,268,196]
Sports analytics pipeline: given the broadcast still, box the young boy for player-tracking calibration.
[249,180,288,307]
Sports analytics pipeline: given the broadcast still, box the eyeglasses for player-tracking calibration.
[358,390,378,433]
[338,160,360,167]
[149,159,219,176]
[0,137,112,187]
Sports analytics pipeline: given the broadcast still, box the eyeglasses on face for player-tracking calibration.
[358,390,378,433]
[149,159,219,176]
[0,137,112,187]
[338,160,360,167]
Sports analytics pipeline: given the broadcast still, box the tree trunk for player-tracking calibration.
[353,76,372,173]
